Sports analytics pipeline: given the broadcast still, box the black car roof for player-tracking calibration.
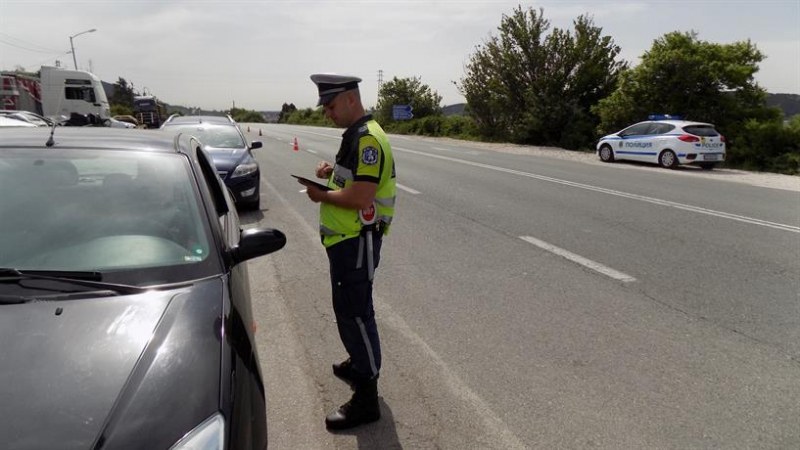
[0,127,195,155]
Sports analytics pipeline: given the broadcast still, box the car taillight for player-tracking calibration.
[678,135,700,143]
[720,135,726,142]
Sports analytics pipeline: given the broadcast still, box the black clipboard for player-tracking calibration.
[292,174,333,191]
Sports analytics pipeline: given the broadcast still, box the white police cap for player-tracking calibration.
[310,74,362,106]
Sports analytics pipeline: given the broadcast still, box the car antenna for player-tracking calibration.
[45,120,57,147]
[46,76,68,147]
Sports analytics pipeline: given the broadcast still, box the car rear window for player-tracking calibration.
[683,125,719,137]
[165,125,245,148]
[651,123,676,134]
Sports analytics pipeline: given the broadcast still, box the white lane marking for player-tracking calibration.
[395,147,800,234]
[377,300,528,449]
[292,129,341,139]
[306,149,318,155]
[397,183,420,194]
[433,146,479,155]
[520,236,637,283]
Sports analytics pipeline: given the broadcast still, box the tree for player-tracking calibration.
[593,31,780,136]
[278,102,297,123]
[285,107,330,126]
[459,6,626,148]
[110,77,135,108]
[229,107,265,123]
[375,76,442,124]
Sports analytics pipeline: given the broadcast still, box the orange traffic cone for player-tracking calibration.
[292,137,299,152]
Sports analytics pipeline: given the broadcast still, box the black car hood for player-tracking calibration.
[0,279,225,449]
[207,147,246,172]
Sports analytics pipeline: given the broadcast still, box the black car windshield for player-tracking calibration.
[0,148,220,286]
[165,124,245,149]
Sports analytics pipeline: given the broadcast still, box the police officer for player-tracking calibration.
[301,73,396,430]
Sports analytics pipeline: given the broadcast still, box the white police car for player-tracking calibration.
[596,116,726,170]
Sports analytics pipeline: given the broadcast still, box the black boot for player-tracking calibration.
[325,377,380,430]
[333,358,379,387]
[332,358,357,386]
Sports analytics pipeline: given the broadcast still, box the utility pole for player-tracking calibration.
[377,69,384,106]
[69,28,97,70]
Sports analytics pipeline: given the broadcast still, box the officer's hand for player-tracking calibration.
[305,184,326,203]
[316,161,333,179]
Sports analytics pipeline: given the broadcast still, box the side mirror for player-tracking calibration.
[229,228,286,265]
[250,141,263,150]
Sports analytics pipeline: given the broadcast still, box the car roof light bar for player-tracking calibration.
[648,114,684,121]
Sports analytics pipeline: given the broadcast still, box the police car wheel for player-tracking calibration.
[599,145,614,162]
[658,150,678,169]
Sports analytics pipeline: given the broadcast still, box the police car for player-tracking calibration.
[596,116,726,170]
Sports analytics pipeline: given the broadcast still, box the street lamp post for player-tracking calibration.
[69,28,97,70]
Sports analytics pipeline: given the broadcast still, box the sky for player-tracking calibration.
[1,0,798,111]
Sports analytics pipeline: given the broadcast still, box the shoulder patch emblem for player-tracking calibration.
[362,146,379,165]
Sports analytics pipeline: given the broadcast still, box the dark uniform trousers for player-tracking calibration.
[326,232,383,381]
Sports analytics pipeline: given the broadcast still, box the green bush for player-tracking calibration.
[726,116,800,174]
[440,115,478,139]
[110,104,134,116]
[382,115,480,140]
[232,110,265,123]
[285,108,332,126]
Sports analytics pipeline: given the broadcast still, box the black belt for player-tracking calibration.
[361,221,386,236]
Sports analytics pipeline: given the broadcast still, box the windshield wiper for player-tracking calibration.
[0,294,28,305]
[0,268,102,280]
[0,268,147,295]
[0,289,124,305]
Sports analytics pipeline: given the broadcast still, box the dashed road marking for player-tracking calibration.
[520,235,637,283]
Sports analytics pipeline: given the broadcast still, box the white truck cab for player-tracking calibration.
[39,66,110,120]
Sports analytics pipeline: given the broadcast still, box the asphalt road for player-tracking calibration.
[238,123,800,449]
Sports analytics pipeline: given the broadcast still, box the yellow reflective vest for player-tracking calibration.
[320,115,396,248]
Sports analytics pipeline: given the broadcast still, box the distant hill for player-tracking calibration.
[766,93,800,118]
[443,103,467,116]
